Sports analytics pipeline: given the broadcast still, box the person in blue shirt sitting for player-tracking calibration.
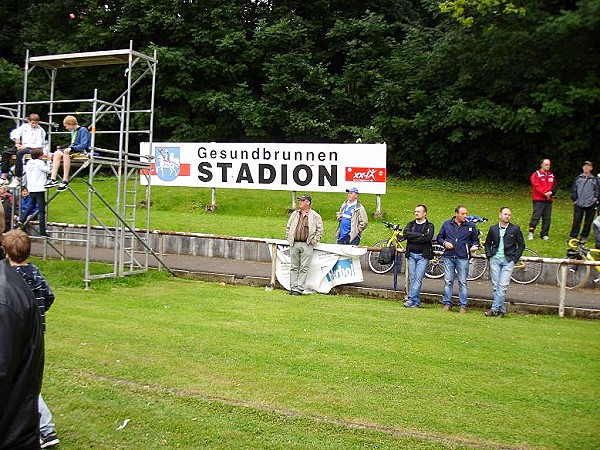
[45,115,91,192]
[19,187,38,224]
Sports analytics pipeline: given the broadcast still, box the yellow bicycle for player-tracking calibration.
[556,238,600,289]
[367,221,406,274]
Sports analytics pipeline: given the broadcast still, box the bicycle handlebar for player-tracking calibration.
[467,215,488,223]
[567,238,600,255]
[382,221,403,231]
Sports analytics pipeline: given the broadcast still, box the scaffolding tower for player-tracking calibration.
[0,42,172,286]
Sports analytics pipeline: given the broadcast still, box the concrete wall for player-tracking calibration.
[46,223,597,288]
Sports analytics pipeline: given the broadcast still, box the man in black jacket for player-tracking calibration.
[483,207,525,317]
[0,258,44,449]
[403,204,435,308]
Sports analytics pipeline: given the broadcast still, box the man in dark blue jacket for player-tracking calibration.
[436,205,480,313]
[483,207,525,317]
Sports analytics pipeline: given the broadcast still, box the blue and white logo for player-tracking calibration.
[326,258,356,282]
[155,146,181,182]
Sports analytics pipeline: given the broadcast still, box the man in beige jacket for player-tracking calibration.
[286,194,323,295]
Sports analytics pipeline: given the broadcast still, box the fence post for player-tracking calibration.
[558,264,567,317]
[267,242,278,291]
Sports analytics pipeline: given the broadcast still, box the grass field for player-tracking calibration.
[46,175,586,257]
[33,260,600,449]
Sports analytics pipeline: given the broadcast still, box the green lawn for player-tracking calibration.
[48,176,583,257]
[34,263,600,449]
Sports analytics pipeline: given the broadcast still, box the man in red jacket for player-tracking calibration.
[528,158,557,241]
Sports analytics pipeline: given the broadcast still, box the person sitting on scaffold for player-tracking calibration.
[0,113,47,189]
[45,115,91,192]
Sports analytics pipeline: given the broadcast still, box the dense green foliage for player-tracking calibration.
[0,0,598,181]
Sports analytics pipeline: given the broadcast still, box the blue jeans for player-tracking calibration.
[20,191,46,235]
[442,257,469,307]
[489,258,514,313]
[407,252,429,306]
[39,394,55,436]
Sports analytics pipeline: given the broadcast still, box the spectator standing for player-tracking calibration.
[437,205,479,313]
[569,161,599,243]
[0,113,47,189]
[286,194,323,295]
[19,148,51,237]
[0,254,44,449]
[528,158,557,241]
[402,204,434,308]
[335,187,368,245]
[4,229,59,448]
[0,186,12,232]
[45,115,91,192]
[483,207,525,317]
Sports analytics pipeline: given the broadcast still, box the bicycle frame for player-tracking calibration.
[557,238,600,289]
[367,221,406,274]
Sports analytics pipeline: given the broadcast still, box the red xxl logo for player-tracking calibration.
[345,167,386,183]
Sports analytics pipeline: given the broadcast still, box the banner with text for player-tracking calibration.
[140,142,386,194]
[268,242,367,294]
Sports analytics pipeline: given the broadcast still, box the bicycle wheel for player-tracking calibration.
[425,243,445,279]
[510,248,543,284]
[368,240,396,274]
[556,263,590,289]
[467,248,487,281]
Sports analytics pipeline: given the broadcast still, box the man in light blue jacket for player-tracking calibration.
[569,161,599,243]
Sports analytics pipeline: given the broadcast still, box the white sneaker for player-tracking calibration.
[7,178,20,188]
[0,178,7,186]
[527,232,534,240]
[542,236,549,241]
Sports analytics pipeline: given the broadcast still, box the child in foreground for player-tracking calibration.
[3,229,59,448]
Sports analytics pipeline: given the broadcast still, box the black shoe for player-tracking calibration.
[44,179,59,188]
[57,180,69,192]
[484,310,498,317]
[291,290,302,295]
[40,430,60,448]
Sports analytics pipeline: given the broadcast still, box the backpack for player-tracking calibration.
[378,245,396,265]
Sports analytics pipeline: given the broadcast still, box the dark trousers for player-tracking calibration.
[528,201,552,237]
[337,234,361,245]
[1,146,31,177]
[20,191,46,235]
[570,205,597,239]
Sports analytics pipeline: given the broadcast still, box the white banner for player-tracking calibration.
[268,241,367,294]
[140,142,386,194]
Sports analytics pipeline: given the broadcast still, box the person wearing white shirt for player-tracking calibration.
[1,113,47,188]
[18,148,51,237]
